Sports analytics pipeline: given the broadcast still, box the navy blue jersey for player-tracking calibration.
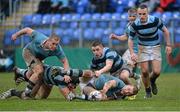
[90,47,124,74]
[129,15,165,46]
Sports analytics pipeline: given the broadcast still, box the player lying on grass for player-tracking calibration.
[76,74,138,101]
[0,65,93,100]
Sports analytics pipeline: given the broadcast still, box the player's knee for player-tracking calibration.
[32,65,44,75]
[141,71,149,78]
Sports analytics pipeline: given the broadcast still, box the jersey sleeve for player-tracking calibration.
[55,45,66,60]
[158,18,165,30]
[128,24,136,40]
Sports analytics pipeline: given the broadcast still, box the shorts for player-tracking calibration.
[138,45,161,62]
[22,48,42,69]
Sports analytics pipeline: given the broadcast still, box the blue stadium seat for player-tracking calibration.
[42,14,52,25]
[21,14,33,27]
[80,13,91,28]
[70,14,81,29]
[60,14,71,29]
[100,13,111,28]
[102,29,112,44]
[83,28,94,40]
[152,12,162,18]
[73,28,81,40]
[36,29,51,36]
[162,12,172,25]
[89,13,101,28]
[3,29,19,46]
[114,28,124,35]
[94,28,104,39]
[175,28,180,43]
[63,29,74,38]
[54,28,64,38]
[51,14,61,25]
[111,13,121,28]
[32,14,42,26]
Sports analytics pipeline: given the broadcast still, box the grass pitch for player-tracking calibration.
[0,72,180,111]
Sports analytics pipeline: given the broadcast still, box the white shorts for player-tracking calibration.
[122,49,134,71]
[138,45,161,62]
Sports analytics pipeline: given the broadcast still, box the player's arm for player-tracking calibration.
[60,57,70,71]
[162,26,172,55]
[100,80,116,94]
[95,59,113,77]
[110,33,128,41]
[11,27,34,40]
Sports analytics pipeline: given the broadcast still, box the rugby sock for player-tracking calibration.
[150,74,159,84]
[145,87,151,94]
[16,68,29,81]
[11,90,24,98]
[24,80,35,97]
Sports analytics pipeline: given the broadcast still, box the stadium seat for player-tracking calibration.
[54,28,64,38]
[83,28,94,40]
[175,28,180,43]
[36,29,52,36]
[63,29,74,38]
[162,12,172,25]
[60,14,71,29]
[31,14,42,26]
[70,14,81,29]
[89,13,101,28]
[51,14,61,25]
[94,28,104,39]
[3,29,19,46]
[114,28,124,35]
[99,13,111,28]
[21,14,33,27]
[73,28,82,40]
[42,14,52,25]
[80,13,91,28]
[111,13,121,28]
[152,12,162,18]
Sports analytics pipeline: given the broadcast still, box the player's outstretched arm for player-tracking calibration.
[11,27,34,41]
[100,80,116,94]
[110,33,128,41]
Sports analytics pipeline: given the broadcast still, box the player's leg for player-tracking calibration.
[140,61,152,98]
[59,87,75,101]
[36,83,53,99]
[150,46,162,95]
[22,48,44,97]
[119,69,132,85]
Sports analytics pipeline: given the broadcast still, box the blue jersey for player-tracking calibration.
[24,31,66,60]
[129,15,165,46]
[90,47,124,74]
[43,65,82,88]
[125,22,138,54]
[94,74,125,97]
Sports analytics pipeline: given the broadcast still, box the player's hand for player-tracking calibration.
[109,33,118,40]
[165,46,172,55]
[95,71,101,77]
[131,53,138,63]
[11,34,17,41]
[64,75,71,83]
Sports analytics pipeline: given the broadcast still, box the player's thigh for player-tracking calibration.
[152,60,161,74]
[36,84,52,99]
[23,48,43,73]
[140,61,149,74]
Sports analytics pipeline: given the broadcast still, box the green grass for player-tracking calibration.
[0,72,180,111]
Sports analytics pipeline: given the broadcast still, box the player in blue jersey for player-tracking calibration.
[110,8,141,90]
[128,4,172,98]
[0,65,93,100]
[11,27,70,98]
[90,40,133,85]
[80,74,138,101]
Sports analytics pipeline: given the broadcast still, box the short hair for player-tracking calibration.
[132,85,138,95]
[128,8,137,14]
[138,4,148,9]
[91,40,104,47]
[49,33,60,41]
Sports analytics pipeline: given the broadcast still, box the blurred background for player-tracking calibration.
[0,0,180,72]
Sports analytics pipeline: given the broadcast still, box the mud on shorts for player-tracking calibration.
[138,45,161,62]
[23,48,43,70]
